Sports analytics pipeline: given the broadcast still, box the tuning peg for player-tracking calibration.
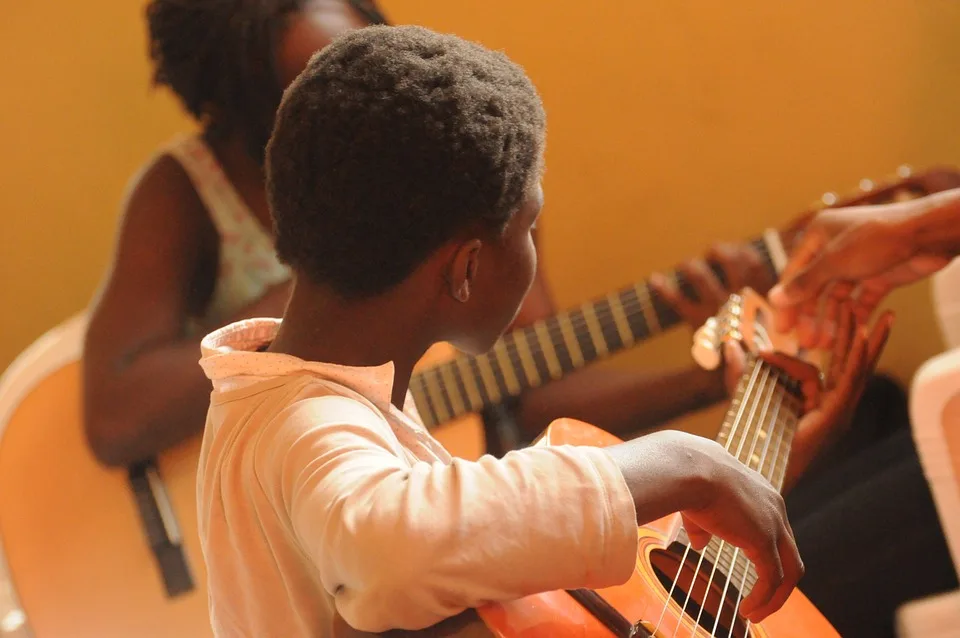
[897,164,913,179]
[692,317,722,370]
[820,192,838,207]
[859,178,875,192]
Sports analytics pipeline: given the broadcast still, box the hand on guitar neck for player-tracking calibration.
[709,297,891,493]
[599,304,888,625]
[771,305,893,491]
[650,241,775,332]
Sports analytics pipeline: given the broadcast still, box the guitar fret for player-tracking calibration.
[773,417,797,490]
[524,326,553,384]
[510,330,542,388]
[436,370,458,421]
[455,356,484,410]
[569,311,598,363]
[474,353,503,404]
[439,363,466,417]
[633,283,661,336]
[761,400,784,480]
[409,379,440,429]
[607,292,635,347]
[594,297,624,351]
[422,369,451,425]
[747,433,765,468]
[580,303,609,358]
[493,340,521,395]
[557,312,585,368]
[534,321,563,379]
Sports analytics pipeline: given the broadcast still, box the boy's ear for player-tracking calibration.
[445,239,482,303]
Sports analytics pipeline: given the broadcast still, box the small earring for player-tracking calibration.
[455,282,470,303]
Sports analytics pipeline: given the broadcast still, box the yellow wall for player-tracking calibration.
[3,1,960,436]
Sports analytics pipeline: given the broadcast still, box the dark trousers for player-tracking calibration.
[786,376,959,638]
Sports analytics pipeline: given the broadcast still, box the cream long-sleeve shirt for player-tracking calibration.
[197,319,639,637]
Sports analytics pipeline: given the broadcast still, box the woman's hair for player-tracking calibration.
[145,0,387,162]
[267,25,547,298]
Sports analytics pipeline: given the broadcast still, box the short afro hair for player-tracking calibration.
[145,0,387,163]
[267,25,547,298]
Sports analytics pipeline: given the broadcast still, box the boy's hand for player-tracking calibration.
[606,430,802,623]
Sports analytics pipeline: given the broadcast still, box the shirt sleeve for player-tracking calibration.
[260,395,638,634]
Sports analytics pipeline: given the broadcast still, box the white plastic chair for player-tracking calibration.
[897,262,960,636]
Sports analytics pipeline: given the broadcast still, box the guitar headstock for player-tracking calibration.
[777,165,960,253]
[691,288,819,371]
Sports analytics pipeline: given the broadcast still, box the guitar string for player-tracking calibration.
[692,367,777,637]
[706,320,780,637]
[710,375,786,636]
[660,360,764,638]
[734,384,797,637]
[709,371,787,637]
[668,362,765,638]
[650,356,760,636]
[691,367,780,638]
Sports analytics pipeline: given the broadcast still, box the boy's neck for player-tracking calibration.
[268,278,436,409]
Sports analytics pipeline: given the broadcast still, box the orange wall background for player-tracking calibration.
[3,1,960,437]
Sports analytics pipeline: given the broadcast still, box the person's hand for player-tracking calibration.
[774,305,893,489]
[723,303,892,486]
[769,206,946,349]
[607,430,803,623]
[652,242,773,331]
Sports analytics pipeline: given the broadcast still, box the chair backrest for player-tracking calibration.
[909,347,960,577]
[932,257,960,350]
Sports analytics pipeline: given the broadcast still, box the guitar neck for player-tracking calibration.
[411,235,782,429]
[684,355,804,596]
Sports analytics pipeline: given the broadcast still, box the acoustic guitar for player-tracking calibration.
[0,167,954,638]
[335,288,838,637]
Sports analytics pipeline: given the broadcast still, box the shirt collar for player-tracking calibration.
[199,318,398,410]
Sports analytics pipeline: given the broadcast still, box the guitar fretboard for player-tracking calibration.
[410,237,777,429]
[682,356,803,597]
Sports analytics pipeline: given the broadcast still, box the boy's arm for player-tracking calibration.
[263,395,639,633]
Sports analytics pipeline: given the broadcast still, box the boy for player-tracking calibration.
[197,25,879,636]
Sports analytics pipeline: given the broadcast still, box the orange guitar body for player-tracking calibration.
[481,419,836,638]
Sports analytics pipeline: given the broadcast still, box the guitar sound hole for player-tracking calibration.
[649,543,752,638]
